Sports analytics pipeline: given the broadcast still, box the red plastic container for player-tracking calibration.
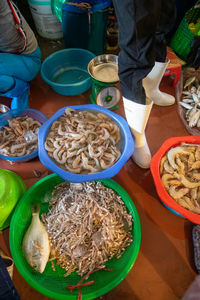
[150,135,200,224]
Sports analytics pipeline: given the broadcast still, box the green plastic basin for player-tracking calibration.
[9,173,141,299]
[0,169,26,230]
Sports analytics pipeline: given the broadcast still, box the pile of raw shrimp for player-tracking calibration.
[160,142,200,214]
[0,116,41,157]
[45,108,121,174]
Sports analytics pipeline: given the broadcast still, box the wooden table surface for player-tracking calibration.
[0,74,196,300]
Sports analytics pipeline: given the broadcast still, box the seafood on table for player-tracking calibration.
[0,116,41,157]
[160,142,200,214]
[42,181,133,276]
[22,204,50,273]
[45,108,121,174]
[179,76,200,129]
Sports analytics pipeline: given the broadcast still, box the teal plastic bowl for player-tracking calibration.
[41,48,95,96]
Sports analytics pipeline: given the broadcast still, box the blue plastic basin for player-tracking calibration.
[0,108,48,162]
[41,48,95,96]
[38,104,134,183]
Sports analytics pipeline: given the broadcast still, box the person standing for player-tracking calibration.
[112,0,176,168]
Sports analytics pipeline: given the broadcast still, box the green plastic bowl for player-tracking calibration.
[0,169,26,230]
[9,174,141,300]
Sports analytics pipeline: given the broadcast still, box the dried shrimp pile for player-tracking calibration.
[0,116,41,157]
[160,142,200,214]
[42,181,133,276]
[179,76,200,129]
[45,108,121,174]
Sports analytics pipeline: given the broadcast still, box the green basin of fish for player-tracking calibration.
[9,173,141,300]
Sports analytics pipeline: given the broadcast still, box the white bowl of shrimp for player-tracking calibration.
[38,104,134,182]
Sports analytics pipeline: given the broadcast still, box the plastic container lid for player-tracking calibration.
[0,169,26,230]
[62,0,112,14]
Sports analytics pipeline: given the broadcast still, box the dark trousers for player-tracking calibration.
[112,0,176,104]
[0,257,20,300]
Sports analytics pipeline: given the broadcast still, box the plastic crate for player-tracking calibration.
[170,6,200,60]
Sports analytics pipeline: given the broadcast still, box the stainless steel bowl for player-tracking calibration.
[0,104,10,114]
[88,54,119,84]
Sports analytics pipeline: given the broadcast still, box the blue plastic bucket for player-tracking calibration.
[62,0,111,55]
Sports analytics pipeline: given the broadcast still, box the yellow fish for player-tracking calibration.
[22,204,50,273]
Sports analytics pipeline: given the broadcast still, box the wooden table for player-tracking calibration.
[0,74,196,300]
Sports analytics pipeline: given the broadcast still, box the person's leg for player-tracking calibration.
[0,256,20,300]
[143,0,176,106]
[0,75,15,93]
[0,46,41,110]
[0,46,41,82]
[155,0,176,62]
[112,0,161,168]
[113,0,161,104]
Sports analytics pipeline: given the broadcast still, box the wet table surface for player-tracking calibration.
[0,74,197,300]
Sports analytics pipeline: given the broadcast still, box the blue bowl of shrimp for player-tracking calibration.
[38,104,134,183]
[0,108,48,162]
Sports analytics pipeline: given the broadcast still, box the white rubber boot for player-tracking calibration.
[123,97,153,168]
[143,59,175,106]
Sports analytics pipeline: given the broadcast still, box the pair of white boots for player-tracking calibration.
[124,59,175,169]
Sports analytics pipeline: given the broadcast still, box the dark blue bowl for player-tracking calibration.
[38,104,134,183]
[41,48,95,96]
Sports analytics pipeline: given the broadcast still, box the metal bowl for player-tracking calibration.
[0,104,10,114]
[88,54,119,84]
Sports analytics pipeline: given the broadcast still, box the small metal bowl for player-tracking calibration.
[88,54,119,84]
[0,104,10,114]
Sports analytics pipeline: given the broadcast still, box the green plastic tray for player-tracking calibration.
[9,174,141,299]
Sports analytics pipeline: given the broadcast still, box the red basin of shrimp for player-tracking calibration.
[150,135,200,224]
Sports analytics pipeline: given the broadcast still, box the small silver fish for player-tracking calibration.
[182,91,193,96]
[179,102,193,109]
[22,204,50,273]
[184,76,196,89]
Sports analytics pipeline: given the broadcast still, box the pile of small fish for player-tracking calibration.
[160,142,200,214]
[0,116,41,157]
[179,76,200,129]
[42,181,133,276]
